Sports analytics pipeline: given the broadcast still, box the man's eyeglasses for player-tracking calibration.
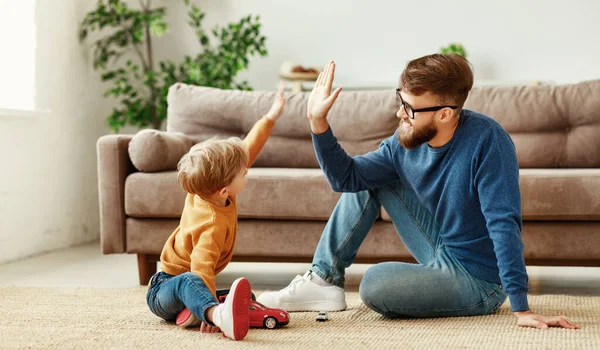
[396,88,457,119]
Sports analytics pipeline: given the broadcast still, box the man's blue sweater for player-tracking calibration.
[312,109,529,312]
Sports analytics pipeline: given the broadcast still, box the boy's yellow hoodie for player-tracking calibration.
[160,117,274,298]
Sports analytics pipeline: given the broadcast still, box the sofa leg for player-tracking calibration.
[137,254,157,285]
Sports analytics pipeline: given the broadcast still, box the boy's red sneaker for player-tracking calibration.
[176,308,201,328]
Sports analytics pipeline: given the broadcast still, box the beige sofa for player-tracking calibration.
[97,81,600,285]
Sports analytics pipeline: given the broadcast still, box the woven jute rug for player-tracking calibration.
[0,287,598,349]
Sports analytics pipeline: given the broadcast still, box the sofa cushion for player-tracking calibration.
[166,80,600,169]
[124,168,350,220]
[519,169,600,220]
[464,79,600,168]
[166,83,399,168]
[128,129,195,172]
[126,168,600,221]
[125,218,600,261]
[382,169,600,221]
[126,218,407,259]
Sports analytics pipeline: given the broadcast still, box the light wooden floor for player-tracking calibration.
[1,241,599,295]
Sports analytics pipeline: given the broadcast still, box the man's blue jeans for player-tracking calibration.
[311,181,507,317]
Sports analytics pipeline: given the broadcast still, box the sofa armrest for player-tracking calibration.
[97,134,137,254]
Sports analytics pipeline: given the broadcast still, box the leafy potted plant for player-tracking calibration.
[80,0,267,132]
[440,43,467,58]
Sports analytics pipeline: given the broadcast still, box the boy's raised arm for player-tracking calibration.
[244,83,286,167]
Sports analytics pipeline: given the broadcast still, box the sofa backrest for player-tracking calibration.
[167,80,600,168]
[465,79,600,168]
[167,83,398,168]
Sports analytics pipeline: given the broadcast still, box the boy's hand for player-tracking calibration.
[265,82,286,122]
[200,321,221,333]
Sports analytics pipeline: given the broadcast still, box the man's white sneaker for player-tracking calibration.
[257,271,346,312]
[212,277,252,341]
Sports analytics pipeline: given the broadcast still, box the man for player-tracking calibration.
[258,54,579,329]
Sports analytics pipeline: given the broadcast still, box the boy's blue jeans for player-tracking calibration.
[311,181,508,318]
[146,272,219,324]
[146,272,258,324]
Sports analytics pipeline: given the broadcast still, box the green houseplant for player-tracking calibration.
[440,43,467,58]
[80,0,267,132]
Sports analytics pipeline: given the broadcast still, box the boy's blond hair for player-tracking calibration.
[177,137,248,197]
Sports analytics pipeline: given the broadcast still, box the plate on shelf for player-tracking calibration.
[279,71,320,81]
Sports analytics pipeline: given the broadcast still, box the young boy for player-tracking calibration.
[146,86,286,341]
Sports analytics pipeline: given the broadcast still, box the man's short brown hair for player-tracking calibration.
[177,137,248,197]
[400,53,474,109]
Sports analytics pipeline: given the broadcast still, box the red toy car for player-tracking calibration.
[248,300,290,329]
[218,294,289,329]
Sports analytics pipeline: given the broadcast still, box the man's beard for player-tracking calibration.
[398,118,438,149]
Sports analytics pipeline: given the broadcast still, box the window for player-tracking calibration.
[0,0,36,112]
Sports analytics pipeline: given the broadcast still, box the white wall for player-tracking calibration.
[1,0,598,264]
[157,0,600,90]
[0,0,110,264]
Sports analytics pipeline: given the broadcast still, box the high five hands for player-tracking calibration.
[307,61,342,134]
